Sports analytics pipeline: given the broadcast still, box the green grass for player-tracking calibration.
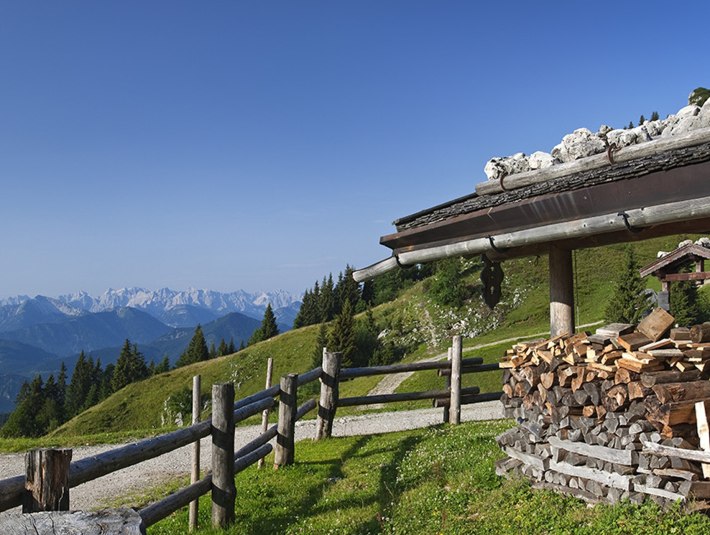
[138,420,710,535]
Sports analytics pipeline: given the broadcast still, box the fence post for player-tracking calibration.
[258,357,274,469]
[189,375,201,531]
[211,383,235,528]
[449,336,462,425]
[23,449,72,513]
[443,346,452,423]
[274,373,298,468]
[316,350,342,440]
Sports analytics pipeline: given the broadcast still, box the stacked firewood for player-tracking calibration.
[497,308,710,507]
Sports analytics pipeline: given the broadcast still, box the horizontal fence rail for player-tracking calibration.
[339,386,482,407]
[339,357,483,379]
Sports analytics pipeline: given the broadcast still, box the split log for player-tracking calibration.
[640,369,702,387]
[691,322,710,344]
[652,381,710,404]
[637,308,675,342]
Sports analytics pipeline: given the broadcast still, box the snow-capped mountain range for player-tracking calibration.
[0,287,301,328]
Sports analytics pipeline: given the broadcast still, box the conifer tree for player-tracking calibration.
[328,299,356,367]
[238,340,246,351]
[155,355,171,374]
[604,247,648,324]
[176,325,210,367]
[112,340,149,391]
[319,275,336,322]
[228,337,236,354]
[217,338,229,356]
[2,375,46,437]
[57,362,67,420]
[651,111,660,121]
[249,304,279,345]
[101,363,115,399]
[65,351,94,418]
[638,114,646,126]
[209,341,217,359]
[627,121,634,129]
[671,275,701,327]
[312,322,329,368]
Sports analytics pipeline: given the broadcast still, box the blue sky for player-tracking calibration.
[0,1,708,298]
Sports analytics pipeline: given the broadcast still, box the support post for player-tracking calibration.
[274,373,298,467]
[449,336,462,425]
[315,350,342,440]
[23,449,72,513]
[549,245,575,337]
[211,383,235,528]
[189,375,201,531]
[443,347,452,423]
[257,357,274,469]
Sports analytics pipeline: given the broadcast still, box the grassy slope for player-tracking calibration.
[140,420,710,535]
[6,234,699,447]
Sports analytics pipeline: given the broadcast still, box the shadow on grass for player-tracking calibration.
[237,434,374,534]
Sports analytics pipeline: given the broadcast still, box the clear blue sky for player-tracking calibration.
[0,1,707,298]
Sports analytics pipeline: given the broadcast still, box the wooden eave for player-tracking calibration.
[639,243,710,278]
[380,150,710,260]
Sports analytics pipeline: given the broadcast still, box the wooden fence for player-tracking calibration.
[0,335,502,532]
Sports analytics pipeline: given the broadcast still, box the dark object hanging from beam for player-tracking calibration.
[481,254,504,308]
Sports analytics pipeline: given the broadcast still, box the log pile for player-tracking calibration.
[497,308,710,507]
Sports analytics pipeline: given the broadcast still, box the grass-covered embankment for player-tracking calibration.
[145,420,710,534]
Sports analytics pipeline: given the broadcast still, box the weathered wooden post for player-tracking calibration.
[189,375,201,531]
[549,245,575,337]
[449,336,462,425]
[23,449,72,513]
[315,350,342,440]
[258,357,274,469]
[443,346,452,423]
[211,383,235,528]
[274,373,298,467]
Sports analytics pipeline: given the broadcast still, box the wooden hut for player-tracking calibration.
[354,127,710,338]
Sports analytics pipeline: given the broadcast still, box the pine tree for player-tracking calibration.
[228,337,236,354]
[65,351,94,418]
[671,276,701,327]
[318,276,335,322]
[217,338,229,356]
[638,114,646,126]
[238,340,246,351]
[56,362,67,421]
[336,265,362,314]
[155,355,171,374]
[249,304,279,345]
[627,121,634,129]
[651,111,660,121]
[429,258,466,308]
[312,322,329,368]
[328,299,356,367]
[604,247,649,324]
[101,363,115,399]
[209,341,217,359]
[2,375,46,437]
[112,340,149,391]
[176,325,210,367]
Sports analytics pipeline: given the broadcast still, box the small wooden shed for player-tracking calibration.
[354,127,710,337]
[639,241,710,310]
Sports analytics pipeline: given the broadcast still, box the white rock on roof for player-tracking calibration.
[484,100,710,181]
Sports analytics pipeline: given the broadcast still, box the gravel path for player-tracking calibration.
[0,402,504,511]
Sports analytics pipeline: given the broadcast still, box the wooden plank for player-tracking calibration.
[643,441,710,463]
[637,308,675,342]
[638,338,674,352]
[634,483,686,502]
[671,327,692,341]
[257,359,274,469]
[548,437,634,465]
[696,401,710,479]
[548,460,633,491]
[0,510,144,535]
[616,333,653,352]
[596,323,634,338]
[504,447,547,471]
